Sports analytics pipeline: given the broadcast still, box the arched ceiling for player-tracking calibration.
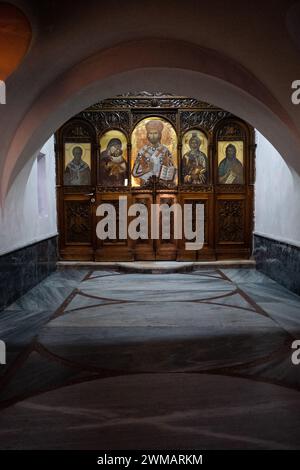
[1,0,300,201]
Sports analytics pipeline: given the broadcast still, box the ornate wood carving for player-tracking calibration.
[218,200,244,243]
[63,123,91,138]
[179,185,213,193]
[96,186,131,193]
[180,111,230,132]
[81,111,130,133]
[65,201,91,243]
[137,175,177,191]
[64,186,94,194]
[90,92,215,109]
[216,184,245,193]
[132,111,177,126]
[217,123,245,140]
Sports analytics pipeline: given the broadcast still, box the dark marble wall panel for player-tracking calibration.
[253,234,300,296]
[0,237,58,310]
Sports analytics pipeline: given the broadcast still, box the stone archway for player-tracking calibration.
[1,38,300,201]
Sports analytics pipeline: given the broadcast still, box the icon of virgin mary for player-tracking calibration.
[100,138,127,186]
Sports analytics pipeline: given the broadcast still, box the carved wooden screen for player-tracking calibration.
[55,93,255,261]
[56,119,97,260]
[214,119,254,259]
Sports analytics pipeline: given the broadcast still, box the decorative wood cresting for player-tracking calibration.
[55,92,255,261]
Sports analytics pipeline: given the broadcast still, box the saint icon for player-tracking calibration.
[100,138,127,186]
[132,120,175,184]
[64,145,91,185]
[182,132,208,184]
[218,144,244,184]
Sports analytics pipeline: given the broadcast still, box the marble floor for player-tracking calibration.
[0,267,300,449]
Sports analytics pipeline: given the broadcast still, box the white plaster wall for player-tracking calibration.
[255,131,300,247]
[0,136,57,255]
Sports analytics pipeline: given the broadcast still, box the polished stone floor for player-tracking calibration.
[0,267,300,449]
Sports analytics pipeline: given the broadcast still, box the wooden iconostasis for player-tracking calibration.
[55,93,255,261]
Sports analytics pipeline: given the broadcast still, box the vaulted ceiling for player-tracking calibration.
[1,0,300,200]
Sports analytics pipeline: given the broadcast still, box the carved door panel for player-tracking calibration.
[177,193,214,261]
[94,192,133,261]
[215,195,249,259]
[130,193,155,260]
[155,194,178,260]
[56,118,97,261]
[93,191,178,261]
[60,193,95,260]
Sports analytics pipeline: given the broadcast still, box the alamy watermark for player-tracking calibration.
[0,80,6,104]
[291,340,300,365]
[0,340,6,365]
[291,80,300,105]
[96,196,204,250]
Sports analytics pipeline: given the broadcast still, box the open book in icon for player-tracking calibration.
[159,165,177,182]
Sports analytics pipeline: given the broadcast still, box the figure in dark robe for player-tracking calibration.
[218,144,244,184]
[64,146,91,185]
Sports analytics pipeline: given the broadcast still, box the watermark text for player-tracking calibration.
[0,80,6,104]
[0,340,6,365]
[291,80,300,104]
[96,196,204,250]
[291,340,300,365]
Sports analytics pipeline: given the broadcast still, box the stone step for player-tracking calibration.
[57,259,256,274]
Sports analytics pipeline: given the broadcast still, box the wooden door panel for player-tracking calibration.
[94,192,133,261]
[155,194,178,261]
[59,194,94,261]
[131,193,155,260]
[177,193,215,261]
[215,195,250,259]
